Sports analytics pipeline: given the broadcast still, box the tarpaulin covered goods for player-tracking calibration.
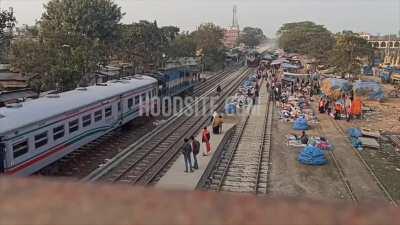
[321,78,352,100]
[293,117,309,130]
[353,81,384,101]
[298,146,328,166]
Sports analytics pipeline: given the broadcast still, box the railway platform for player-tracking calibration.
[156,122,236,190]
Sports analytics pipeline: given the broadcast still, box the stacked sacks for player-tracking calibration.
[298,146,328,166]
[293,117,309,130]
[353,81,384,101]
[321,78,352,100]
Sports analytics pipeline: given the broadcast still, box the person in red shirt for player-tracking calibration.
[202,127,211,156]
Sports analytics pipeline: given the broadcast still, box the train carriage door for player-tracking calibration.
[0,140,5,174]
[118,95,123,124]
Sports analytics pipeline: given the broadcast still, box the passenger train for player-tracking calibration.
[0,76,158,176]
[246,51,261,68]
[0,69,198,176]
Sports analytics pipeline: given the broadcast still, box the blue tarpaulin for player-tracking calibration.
[347,128,362,138]
[225,103,236,114]
[325,78,352,92]
[353,81,384,101]
[298,146,328,166]
[293,117,309,130]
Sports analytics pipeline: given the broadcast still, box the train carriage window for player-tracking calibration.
[134,96,140,105]
[82,114,92,127]
[53,125,65,141]
[94,110,103,122]
[105,106,112,118]
[13,139,29,158]
[34,131,48,149]
[141,93,146,102]
[117,101,121,112]
[128,98,133,109]
[69,119,79,133]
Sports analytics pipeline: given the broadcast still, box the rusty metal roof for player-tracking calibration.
[0,178,399,225]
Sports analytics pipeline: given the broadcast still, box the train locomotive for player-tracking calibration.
[246,50,261,68]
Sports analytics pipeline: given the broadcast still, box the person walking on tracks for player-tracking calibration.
[182,138,194,173]
[190,136,200,169]
[202,127,211,156]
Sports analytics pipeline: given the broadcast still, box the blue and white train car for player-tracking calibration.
[0,75,158,176]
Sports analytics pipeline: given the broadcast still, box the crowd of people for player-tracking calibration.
[318,94,362,121]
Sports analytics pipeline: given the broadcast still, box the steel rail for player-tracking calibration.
[113,68,251,184]
[82,67,249,182]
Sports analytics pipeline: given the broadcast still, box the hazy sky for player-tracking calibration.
[1,0,399,36]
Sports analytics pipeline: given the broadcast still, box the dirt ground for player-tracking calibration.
[353,76,400,133]
[269,105,351,201]
[330,76,400,203]
[269,99,391,204]
[352,98,400,134]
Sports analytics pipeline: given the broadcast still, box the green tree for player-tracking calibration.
[329,31,375,76]
[161,26,180,42]
[10,38,53,92]
[239,27,266,48]
[38,0,123,90]
[166,33,196,58]
[0,9,16,63]
[117,20,169,72]
[192,23,226,70]
[277,21,335,62]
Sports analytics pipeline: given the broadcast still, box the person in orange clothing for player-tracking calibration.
[334,102,342,120]
[351,98,362,119]
[202,127,211,156]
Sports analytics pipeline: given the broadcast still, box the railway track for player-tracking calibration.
[83,67,252,184]
[314,124,359,204]
[193,67,239,96]
[326,117,399,207]
[36,68,241,178]
[200,89,274,194]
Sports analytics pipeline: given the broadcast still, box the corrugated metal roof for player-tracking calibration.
[0,72,27,81]
[0,90,37,102]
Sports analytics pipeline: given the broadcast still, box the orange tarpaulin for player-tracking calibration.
[351,98,362,116]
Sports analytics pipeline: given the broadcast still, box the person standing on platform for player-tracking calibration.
[218,115,224,134]
[211,111,218,124]
[212,117,220,134]
[182,138,193,173]
[202,127,211,156]
[190,136,200,169]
